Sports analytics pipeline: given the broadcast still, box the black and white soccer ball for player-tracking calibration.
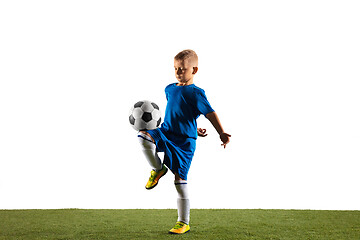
[129,100,161,131]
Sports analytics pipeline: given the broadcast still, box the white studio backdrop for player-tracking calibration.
[0,0,359,210]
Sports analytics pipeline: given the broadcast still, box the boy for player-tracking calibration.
[137,49,231,234]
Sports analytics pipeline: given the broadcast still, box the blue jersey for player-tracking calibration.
[147,83,214,180]
[160,83,215,139]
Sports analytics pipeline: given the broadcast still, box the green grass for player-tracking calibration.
[0,209,359,240]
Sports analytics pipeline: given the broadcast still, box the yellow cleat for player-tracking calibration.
[168,221,190,234]
[145,165,168,190]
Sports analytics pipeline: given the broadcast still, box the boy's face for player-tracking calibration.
[174,58,198,86]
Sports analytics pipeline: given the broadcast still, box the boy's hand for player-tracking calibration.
[220,133,231,148]
[197,128,208,137]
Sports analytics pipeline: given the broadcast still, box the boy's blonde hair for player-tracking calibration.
[174,49,198,65]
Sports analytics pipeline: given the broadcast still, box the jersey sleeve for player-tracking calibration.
[194,88,215,116]
[165,83,173,101]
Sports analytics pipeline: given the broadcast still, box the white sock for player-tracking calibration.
[138,132,162,171]
[175,180,190,224]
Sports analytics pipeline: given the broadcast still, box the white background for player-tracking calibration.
[1,1,359,210]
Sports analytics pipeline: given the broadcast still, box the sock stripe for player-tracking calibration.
[174,182,187,185]
[137,134,153,143]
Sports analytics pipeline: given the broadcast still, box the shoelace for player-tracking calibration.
[149,170,157,181]
[173,222,185,229]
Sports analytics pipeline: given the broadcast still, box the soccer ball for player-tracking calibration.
[129,100,161,131]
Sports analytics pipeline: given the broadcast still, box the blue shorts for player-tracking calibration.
[147,128,196,180]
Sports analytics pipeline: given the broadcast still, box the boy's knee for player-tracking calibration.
[175,180,189,199]
[139,131,155,143]
[174,173,185,181]
[138,132,155,150]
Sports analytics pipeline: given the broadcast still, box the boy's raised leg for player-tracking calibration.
[138,131,167,189]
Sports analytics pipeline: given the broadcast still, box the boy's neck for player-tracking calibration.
[176,79,193,86]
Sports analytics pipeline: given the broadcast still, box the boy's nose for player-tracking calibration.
[177,69,182,75]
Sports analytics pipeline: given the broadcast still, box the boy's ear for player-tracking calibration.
[192,67,198,74]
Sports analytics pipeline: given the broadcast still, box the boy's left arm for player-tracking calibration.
[205,112,231,148]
